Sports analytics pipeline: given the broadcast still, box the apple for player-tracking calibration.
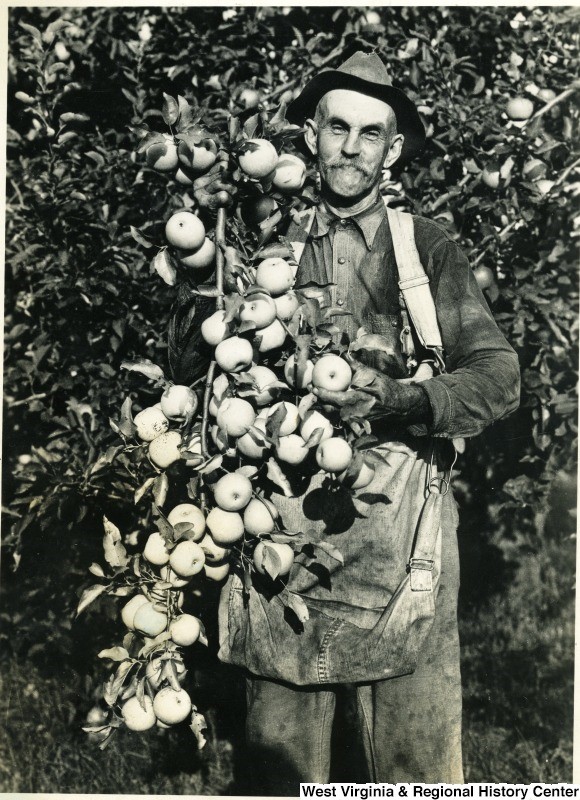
[169,540,206,578]
[239,196,280,228]
[276,433,309,465]
[255,257,295,296]
[201,309,229,346]
[284,354,314,389]
[537,88,556,103]
[238,139,279,179]
[199,533,230,564]
[253,541,294,577]
[522,158,548,181]
[179,238,216,269]
[248,365,280,406]
[174,167,194,186]
[261,401,300,436]
[153,686,192,725]
[213,472,253,511]
[159,565,191,588]
[133,602,168,637]
[134,406,169,441]
[216,397,256,438]
[506,96,534,120]
[160,385,198,420]
[206,507,245,544]
[215,337,254,373]
[204,561,231,581]
[473,265,496,291]
[339,461,376,490]
[121,594,149,630]
[275,291,300,321]
[312,354,352,392]
[165,211,205,251]
[239,87,261,109]
[169,614,201,647]
[239,292,277,330]
[535,179,555,196]
[236,419,271,459]
[243,497,276,536]
[271,153,306,193]
[316,438,353,473]
[256,319,287,352]
[177,135,218,173]
[143,531,170,566]
[300,410,334,443]
[212,373,230,400]
[148,431,182,469]
[167,503,206,542]
[481,158,514,189]
[146,135,178,172]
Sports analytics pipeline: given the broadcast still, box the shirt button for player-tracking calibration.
[339,219,347,227]
[338,257,346,265]
[337,298,344,306]
[391,319,399,327]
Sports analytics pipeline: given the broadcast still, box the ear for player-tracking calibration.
[304,118,318,156]
[383,134,405,169]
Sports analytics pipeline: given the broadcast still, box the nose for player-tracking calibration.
[341,129,361,157]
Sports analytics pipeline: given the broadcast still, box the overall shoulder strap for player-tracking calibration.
[386,207,445,371]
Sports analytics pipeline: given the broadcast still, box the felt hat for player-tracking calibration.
[286,51,425,164]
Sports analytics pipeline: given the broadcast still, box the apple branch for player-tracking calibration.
[523,79,580,127]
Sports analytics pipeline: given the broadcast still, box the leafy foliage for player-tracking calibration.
[3,4,578,783]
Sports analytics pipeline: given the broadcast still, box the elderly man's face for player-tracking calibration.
[305,89,404,204]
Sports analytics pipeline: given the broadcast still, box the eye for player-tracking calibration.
[363,130,381,141]
[329,123,347,134]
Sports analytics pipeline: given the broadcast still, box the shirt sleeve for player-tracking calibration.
[418,239,520,438]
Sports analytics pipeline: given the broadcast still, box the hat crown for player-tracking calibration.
[336,51,393,88]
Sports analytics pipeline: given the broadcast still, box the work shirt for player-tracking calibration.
[287,196,520,438]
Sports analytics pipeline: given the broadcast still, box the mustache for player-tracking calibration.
[326,159,372,177]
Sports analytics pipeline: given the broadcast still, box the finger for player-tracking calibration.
[311,387,351,406]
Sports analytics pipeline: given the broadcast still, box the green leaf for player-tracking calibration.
[153,473,169,507]
[162,93,180,126]
[130,225,156,248]
[98,646,130,662]
[190,709,208,750]
[76,584,106,616]
[134,477,155,504]
[316,541,344,565]
[121,359,166,383]
[102,516,129,568]
[266,458,294,498]
[152,248,177,286]
[19,21,42,42]
[259,543,282,580]
[285,592,309,623]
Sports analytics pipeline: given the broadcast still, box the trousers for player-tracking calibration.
[243,513,463,795]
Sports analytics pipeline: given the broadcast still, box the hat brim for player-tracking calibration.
[286,70,425,165]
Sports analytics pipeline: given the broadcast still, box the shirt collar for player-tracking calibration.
[312,193,387,250]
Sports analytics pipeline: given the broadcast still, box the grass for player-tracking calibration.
[1,486,575,791]
[0,658,237,794]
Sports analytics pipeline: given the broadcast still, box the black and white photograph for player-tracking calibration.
[1,3,578,794]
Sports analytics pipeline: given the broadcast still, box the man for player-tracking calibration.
[177,52,520,793]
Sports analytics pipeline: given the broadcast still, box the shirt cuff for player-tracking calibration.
[416,378,454,436]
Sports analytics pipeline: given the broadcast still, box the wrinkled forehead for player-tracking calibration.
[317,89,396,127]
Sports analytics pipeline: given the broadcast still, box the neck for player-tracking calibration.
[321,185,381,217]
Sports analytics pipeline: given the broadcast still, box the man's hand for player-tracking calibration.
[193,154,237,211]
[311,357,433,426]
